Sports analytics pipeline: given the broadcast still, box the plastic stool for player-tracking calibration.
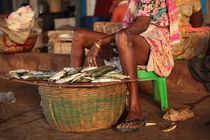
[137,69,168,111]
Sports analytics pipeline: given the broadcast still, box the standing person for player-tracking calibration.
[70,0,179,132]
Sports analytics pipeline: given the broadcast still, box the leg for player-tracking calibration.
[115,30,150,130]
[70,28,112,67]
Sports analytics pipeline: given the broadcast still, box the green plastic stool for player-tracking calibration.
[137,69,168,111]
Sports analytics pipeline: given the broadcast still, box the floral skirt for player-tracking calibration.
[138,24,174,77]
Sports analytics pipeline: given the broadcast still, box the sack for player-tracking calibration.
[0,6,36,45]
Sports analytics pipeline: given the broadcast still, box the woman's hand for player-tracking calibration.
[87,42,101,67]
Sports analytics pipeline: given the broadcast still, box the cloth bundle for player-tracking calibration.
[0,5,37,45]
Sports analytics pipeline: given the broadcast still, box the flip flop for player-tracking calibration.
[116,118,146,132]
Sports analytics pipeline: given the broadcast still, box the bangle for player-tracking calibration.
[95,42,101,49]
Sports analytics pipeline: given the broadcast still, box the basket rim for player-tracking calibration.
[0,74,137,88]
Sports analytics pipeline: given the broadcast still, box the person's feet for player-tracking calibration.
[116,111,145,131]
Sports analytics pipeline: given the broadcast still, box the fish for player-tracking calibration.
[65,67,82,76]
[48,70,66,81]
[73,77,93,83]
[55,73,83,84]
[81,67,97,73]
[28,71,44,75]
[91,77,121,83]
[104,72,130,80]
[70,72,88,83]
[63,67,75,72]
[90,66,117,78]
[7,69,29,79]
[7,71,21,79]
[21,74,52,81]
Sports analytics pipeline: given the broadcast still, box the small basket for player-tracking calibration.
[94,22,123,34]
[38,83,127,132]
[0,34,37,54]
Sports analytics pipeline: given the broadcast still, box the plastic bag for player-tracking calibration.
[0,91,16,104]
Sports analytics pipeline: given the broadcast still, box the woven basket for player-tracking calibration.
[38,83,127,132]
[0,34,37,54]
[94,22,123,34]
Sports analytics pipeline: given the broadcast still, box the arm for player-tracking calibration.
[190,9,203,27]
[97,16,151,46]
[87,16,151,66]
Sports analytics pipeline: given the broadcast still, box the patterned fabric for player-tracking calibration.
[122,0,175,77]
[137,0,169,26]
[173,0,210,59]
[123,0,169,27]
[166,0,180,45]
[138,24,174,77]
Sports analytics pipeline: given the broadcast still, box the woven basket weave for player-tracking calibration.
[38,83,127,132]
[94,22,123,34]
[0,34,37,54]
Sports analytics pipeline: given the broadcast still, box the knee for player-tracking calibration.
[115,30,130,46]
[73,29,86,41]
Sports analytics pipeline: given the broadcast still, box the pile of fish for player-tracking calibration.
[6,66,130,84]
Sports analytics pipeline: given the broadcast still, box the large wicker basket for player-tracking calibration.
[38,83,127,132]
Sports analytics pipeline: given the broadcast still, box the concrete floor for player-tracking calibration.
[0,78,209,140]
[0,53,210,140]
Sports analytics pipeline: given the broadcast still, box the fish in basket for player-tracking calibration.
[5,66,130,132]
[6,65,131,84]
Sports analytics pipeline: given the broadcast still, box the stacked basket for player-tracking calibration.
[38,83,127,132]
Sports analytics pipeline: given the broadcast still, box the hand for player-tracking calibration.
[87,42,101,67]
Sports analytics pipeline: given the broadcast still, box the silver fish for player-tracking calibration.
[21,74,52,81]
[90,66,117,78]
[28,71,44,75]
[81,67,97,73]
[65,67,82,76]
[63,67,75,72]
[104,72,130,80]
[7,71,21,79]
[49,70,66,81]
[71,72,87,83]
[55,73,83,84]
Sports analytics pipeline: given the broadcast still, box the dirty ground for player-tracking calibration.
[0,78,209,140]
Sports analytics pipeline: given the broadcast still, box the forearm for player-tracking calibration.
[96,33,116,46]
[124,16,151,34]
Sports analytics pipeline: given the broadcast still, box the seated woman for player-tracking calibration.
[70,0,178,131]
[173,0,210,59]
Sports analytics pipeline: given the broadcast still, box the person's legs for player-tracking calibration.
[115,29,150,130]
[70,28,112,67]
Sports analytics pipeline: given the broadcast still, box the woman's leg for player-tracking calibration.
[115,30,150,128]
[70,28,111,67]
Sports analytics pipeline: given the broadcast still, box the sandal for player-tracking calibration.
[116,118,146,132]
